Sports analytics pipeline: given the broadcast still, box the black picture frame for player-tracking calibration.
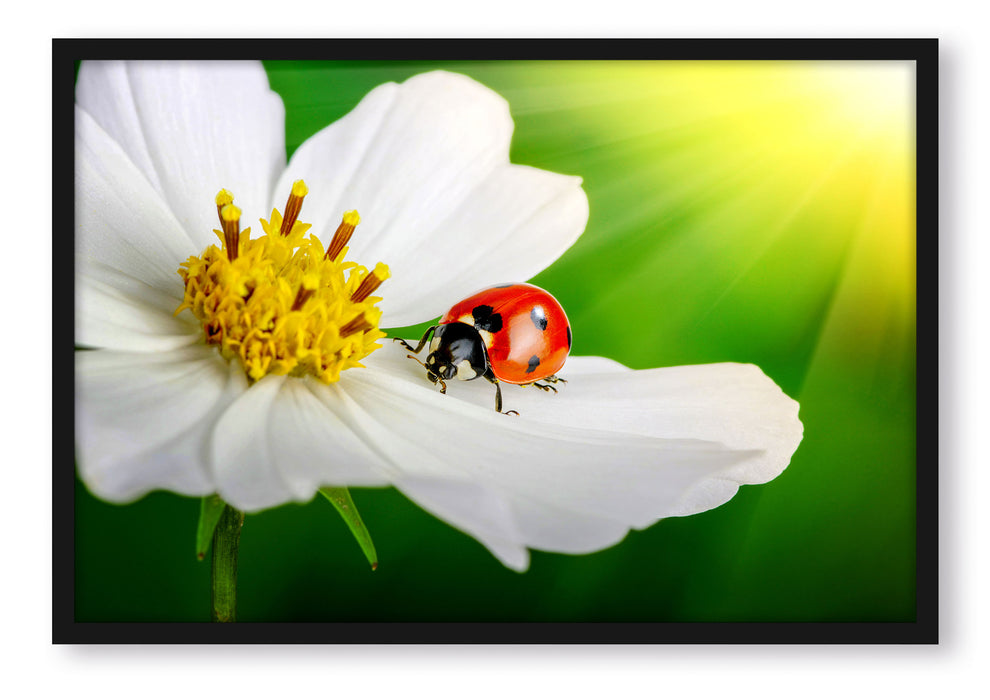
[54,37,937,644]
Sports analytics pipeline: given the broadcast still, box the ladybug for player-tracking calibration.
[394,283,572,414]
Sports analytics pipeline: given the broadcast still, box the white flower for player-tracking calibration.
[75,61,803,572]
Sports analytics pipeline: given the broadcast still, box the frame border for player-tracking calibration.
[55,37,937,644]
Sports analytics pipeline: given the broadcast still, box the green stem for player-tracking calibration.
[211,505,244,622]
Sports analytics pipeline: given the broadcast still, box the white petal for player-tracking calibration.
[378,164,588,328]
[552,354,630,375]
[209,375,295,510]
[272,78,402,237]
[209,376,392,511]
[76,270,201,352]
[276,71,588,327]
[76,106,196,291]
[77,60,285,247]
[276,71,510,252]
[540,356,805,495]
[75,62,166,194]
[76,347,247,504]
[75,106,203,351]
[336,343,800,569]
[368,344,803,491]
[389,476,530,571]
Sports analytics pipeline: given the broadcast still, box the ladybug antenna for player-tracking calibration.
[405,353,428,369]
[405,354,447,393]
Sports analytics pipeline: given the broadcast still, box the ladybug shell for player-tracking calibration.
[440,283,572,385]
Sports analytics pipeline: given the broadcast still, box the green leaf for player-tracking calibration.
[196,494,227,560]
[319,487,378,570]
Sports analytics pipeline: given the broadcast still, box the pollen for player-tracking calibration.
[176,181,390,384]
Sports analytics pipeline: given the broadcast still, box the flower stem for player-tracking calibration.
[211,505,244,622]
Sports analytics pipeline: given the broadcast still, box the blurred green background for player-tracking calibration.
[74,60,916,622]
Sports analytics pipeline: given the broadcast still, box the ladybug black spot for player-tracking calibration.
[530,306,548,331]
[525,355,541,374]
[472,305,503,333]
[566,325,572,349]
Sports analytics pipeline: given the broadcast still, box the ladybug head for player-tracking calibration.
[424,322,488,384]
[424,353,457,382]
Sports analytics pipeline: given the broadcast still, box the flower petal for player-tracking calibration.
[403,164,588,320]
[76,270,201,352]
[276,71,588,327]
[75,106,203,350]
[334,343,800,570]
[368,344,803,489]
[75,105,196,294]
[76,60,285,246]
[76,347,247,504]
[387,476,531,571]
[210,376,392,512]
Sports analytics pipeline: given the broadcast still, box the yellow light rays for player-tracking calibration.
[529,61,914,375]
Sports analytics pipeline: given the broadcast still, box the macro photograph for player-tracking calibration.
[59,42,930,640]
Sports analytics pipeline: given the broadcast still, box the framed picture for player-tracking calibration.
[57,38,934,643]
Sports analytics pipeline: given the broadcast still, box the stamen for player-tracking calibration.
[178,186,387,385]
[340,313,373,337]
[220,204,242,261]
[351,262,391,302]
[325,210,361,262]
[291,273,319,311]
[215,189,234,225]
[280,179,309,235]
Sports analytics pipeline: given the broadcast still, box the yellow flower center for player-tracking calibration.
[176,180,390,384]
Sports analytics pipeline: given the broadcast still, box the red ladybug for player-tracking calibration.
[395,283,571,414]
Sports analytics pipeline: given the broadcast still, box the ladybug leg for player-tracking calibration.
[528,374,567,394]
[484,373,518,416]
[392,325,438,355]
